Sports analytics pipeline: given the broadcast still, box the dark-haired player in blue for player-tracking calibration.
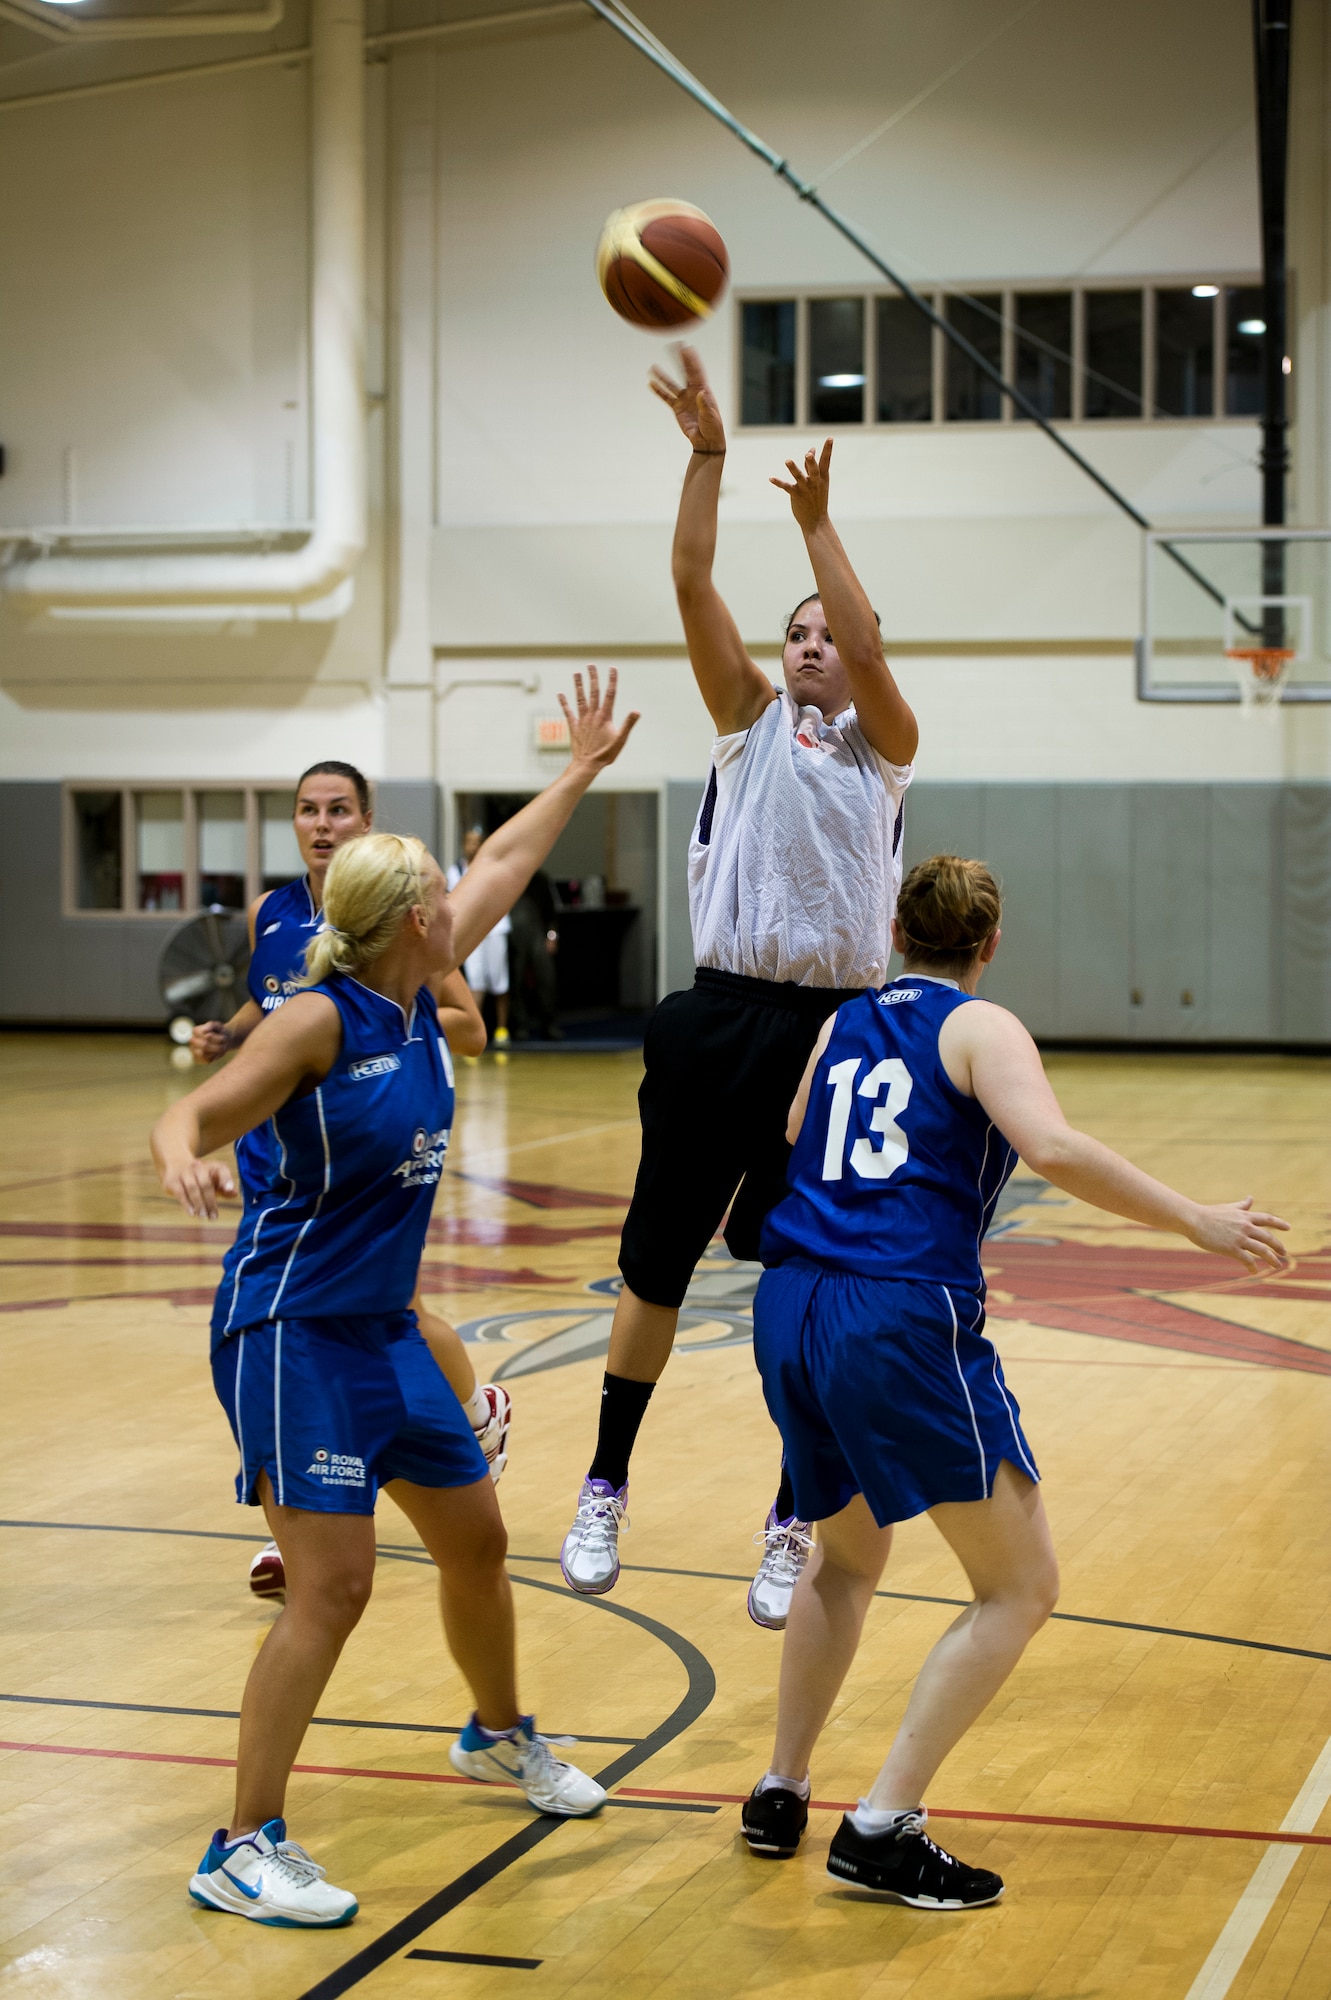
[152,671,637,1928]
[740,854,1288,1909]
[190,761,511,1601]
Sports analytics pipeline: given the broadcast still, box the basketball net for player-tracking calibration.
[1226,646,1293,713]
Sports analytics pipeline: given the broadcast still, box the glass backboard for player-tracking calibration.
[1138,529,1331,703]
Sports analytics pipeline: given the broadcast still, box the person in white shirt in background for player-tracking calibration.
[448,828,512,1047]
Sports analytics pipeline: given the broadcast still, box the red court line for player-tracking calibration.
[4,1739,1328,1849]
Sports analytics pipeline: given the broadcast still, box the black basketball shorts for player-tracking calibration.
[617,967,863,1311]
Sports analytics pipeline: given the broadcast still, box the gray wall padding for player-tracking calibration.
[373,780,440,855]
[659,778,1331,1044]
[0,783,166,1023]
[2,780,1327,1041]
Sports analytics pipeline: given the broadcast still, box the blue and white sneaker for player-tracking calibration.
[189,1818,358,1926]
[449,1715,606,1817]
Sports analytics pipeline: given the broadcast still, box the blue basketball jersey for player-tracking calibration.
[235,877,325,1191]
[213,973,454,1347]
[760,978,1016,1295]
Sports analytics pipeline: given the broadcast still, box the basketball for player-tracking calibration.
[596,198,729,330]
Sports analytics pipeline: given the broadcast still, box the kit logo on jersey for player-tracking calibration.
[349,1054,401,1082]
[305,1448,366,1487]
[393,1124,451,1189]
[260,974,305,1012]
[877,987,921,1006]
[262,921,281,937]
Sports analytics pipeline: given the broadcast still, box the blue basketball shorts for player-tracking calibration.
[211,1312,488,1514]
[753,1260,1040,1527]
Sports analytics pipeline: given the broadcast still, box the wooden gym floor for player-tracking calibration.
[1,1031,1330,2000]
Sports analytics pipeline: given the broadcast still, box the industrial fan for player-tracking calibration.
[158,907,251,1045]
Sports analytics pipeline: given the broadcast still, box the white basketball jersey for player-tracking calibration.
[688,689,913,991]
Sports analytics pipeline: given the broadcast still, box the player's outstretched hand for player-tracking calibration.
[190,1020,231,1064]
[560,666,640,773]
[161,1156,237,1221]
[648,343,726,454]
[772,439,833,536]
[1184,1196,1289,1273]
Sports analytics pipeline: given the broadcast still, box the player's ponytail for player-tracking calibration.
[895,855,1002,977]
[302,833,433,985]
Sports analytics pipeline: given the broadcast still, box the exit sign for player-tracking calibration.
[533,715,571,752]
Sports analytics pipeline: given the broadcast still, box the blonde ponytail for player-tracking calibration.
[896,854,1002,977]
[302,833,433,985]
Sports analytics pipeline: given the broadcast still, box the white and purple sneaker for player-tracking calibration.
[747,1510,814,1630]
[560,1478,628,1595]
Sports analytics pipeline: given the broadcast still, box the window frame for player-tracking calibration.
[734,274,1266,432]
[61,781,347,920]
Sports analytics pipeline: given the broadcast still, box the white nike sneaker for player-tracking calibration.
[560,1478,628,1595]
[747,1510,814,1630]
[474,1383,513,1483]
[248,1541,285,1601]
[449,1714,606,1817]
[189,1818,357,1926]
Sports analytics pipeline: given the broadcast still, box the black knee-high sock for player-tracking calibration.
[588,1372,656,1491]
[773,1461,797,1522]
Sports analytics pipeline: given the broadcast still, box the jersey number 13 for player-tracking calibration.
[821,1055,913,1182]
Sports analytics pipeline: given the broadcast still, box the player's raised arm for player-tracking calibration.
[447,667,638,967]
[944,1000,1288,1273]
[650,345,778,736]
[772,441,917,765]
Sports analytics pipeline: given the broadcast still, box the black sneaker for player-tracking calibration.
[741,1784,809,1858]
[827,1809,1003,1908]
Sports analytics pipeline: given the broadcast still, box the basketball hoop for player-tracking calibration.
[1226,646,1293,710]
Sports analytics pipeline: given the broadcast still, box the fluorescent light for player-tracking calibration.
[1191,284,1220,298]
[1238,318,1266,335]
[819,374,865,388]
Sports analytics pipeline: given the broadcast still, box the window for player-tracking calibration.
[808,298,865,424]
[741,301,796,425]
[63,781,358,917]
[736,276,1267,427]
[260,791,301,892]
[72,791,122,911]
[875,296,932,422]
[135,791,185,912]
[1014,292,1071,420]
[198,790,247,909]
[1225,284,1266,417]
[1155,287,1214,416]
[1084,290,1142,419]
[945,293,1003,422]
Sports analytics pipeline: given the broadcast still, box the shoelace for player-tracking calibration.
[521,1729,578,1789]
[575,1490,627,1548]
[752,1520,813,1582]
[267,1839,326,1887]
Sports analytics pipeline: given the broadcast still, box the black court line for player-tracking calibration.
[406,1949,541,1968]
[486,1549,1331,1668]
[8,1516,1331,1667]
[294,1572,717,2000]
[0,1692,635,1747]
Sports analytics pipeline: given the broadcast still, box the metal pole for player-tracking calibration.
[1252,0,1292,643]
